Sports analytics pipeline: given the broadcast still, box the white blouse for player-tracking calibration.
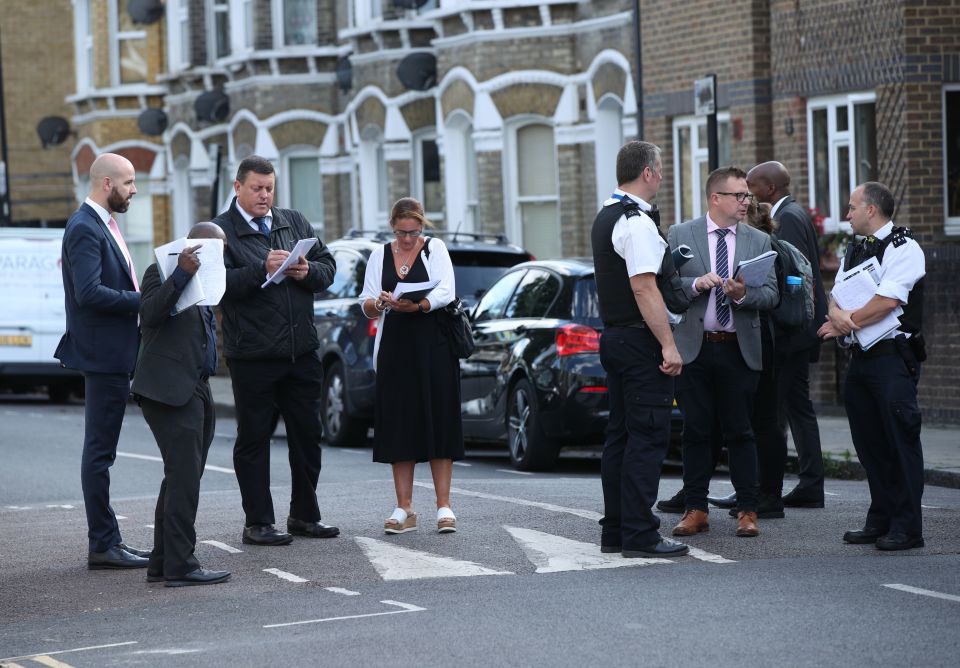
[358,236,457,370]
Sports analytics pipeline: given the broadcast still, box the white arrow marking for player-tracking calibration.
[201,540,243,554]
[355,537,512,581]
[263,568,308,583]
[325,587,360,596]
[686,546,736,564]
[883,584,960,603]
[504,526,674,573]
[263,600,426,628]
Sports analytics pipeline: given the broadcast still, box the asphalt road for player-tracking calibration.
[1,395,959,667]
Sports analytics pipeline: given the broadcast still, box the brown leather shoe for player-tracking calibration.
[672,509,710,536]
[736,511,759,537]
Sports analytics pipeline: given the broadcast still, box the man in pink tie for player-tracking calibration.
[56,152,151,570]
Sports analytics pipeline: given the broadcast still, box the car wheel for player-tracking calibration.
[507,378,559,471]
[322,361,368,447]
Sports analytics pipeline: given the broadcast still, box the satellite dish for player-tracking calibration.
[335,56,352,93]
[194,90,230,123]
[137,108,168,136]
[127,0,164,25]
[393,0,431,8]
[36,116,71,148]
[396,53,437,92]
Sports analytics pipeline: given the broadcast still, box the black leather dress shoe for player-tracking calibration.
[622,537,689,558]
[242,524,294,546]
[656,489,685,513]
[707,491,737,509]
[88,545,149,570]
[118,543,152,558]
[165,568,231,587]
[728,496,785,519]
[876,533,925,551]
[843,526,886,544]
[600,545,621,554]
[146,570,164,583]
[287,517,340,538]
[782,486,825,508]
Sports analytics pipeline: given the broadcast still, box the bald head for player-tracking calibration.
[187,222,226,242]
[746,161,791,205]
[89,153,137,214]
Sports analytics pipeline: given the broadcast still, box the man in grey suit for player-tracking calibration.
[667,167,779,538]
[132,223,230,587]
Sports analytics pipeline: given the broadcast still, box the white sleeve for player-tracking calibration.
[613,213,667,277]
[359,244,384,317]
[421,238,456,310]
[875,240,926,304]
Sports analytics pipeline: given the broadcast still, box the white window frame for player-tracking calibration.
[166,0,191,72]
[208,0,231,63]
[504,117,560,256]
[281,151,325,234]
[412,130,444,225]
[74,0,94,92]
[358,128,387,232]
[943,84,960,235]
[806,91,877,233]
[442,112,478,234]
[352,0,383,28]
[172,156,194,239]
[272,0,318,48]
[594,95,624,209]
[671,112,732,225]
[109,0,148,86]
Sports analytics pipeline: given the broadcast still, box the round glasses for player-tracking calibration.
[393,229,423,238]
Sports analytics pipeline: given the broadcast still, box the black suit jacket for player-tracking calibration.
[773,197,828,359]
[131,263,211,407]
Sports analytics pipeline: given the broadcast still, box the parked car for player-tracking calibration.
[459,258,683,471]
[313,231,534,446]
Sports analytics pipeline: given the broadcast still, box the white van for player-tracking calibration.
[0,228,82,401]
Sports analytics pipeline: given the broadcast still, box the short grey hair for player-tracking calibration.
[616,141,661,185]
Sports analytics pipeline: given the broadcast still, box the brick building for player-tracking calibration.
[53,0,958,421]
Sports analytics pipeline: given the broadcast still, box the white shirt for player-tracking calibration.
[235,201,272,233]
[85,197,133,268]
[770,195,790,219]
[604,189,666,277]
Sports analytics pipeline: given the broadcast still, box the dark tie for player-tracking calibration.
[647,206,661,228]
[714,228,731,328]
[253,216,270,238]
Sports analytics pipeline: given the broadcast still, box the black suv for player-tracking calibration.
[314,231,533,446]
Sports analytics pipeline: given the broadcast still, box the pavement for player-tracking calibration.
[207,375,960,488]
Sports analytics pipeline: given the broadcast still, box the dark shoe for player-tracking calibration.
[782,486,825,508]
[600,544,621,553]
[876,533,925,551]
[672,509,709,536]
[728,496,785,519]
[146,571,164,583]
[623,537,689,558]
[656,489,685,513]
[735,511,760,537]
[88,545,149,570]
[242,524,294,546]
[843,527,886,544]
[707,491,737,509]
[287,517,340,538]
[164,568,231,587]
[118,543,152,558]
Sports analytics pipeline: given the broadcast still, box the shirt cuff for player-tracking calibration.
[170,266,190,291]
[876,280,909,304]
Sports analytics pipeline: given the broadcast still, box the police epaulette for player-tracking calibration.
[889,226,912,248]
[621,199,641,219]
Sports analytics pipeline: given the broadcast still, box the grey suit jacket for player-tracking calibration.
[666,216,778,371]
[131,263,210,407]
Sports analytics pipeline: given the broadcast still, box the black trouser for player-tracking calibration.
[755,325,786,497]
[776,352,824,493]
[227,352,324,526]
[142,380,215,577]
[599,327,674,549]
[676,340,760,513]
[81,371,130,552]
[845,348,924,537]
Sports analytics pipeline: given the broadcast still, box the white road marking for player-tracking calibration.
[27,656,74,668]
[325,587,361,596]
[355,537,512,581]
[115,515,127,520]
[504,526,674,573]
[883,584,960,603]
[27,412,45,419]
[203,463,235,474]
[263,568,308,583]
[0,642,138,664]
[824,492,840,496]
[263,600,426,629]
[921,505,942,510]
[340,449,364,455]
[116,451,234,474]
[130,649,200,655]
[215,433,234,439]
[686,547,736,564]
[45,505,75,510]
[497,469,532,475]
[452,462,472,467]
[145,524,155,529]
[201,540,243,554]
[5,506,32,510]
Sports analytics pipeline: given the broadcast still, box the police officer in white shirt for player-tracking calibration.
[818,181,926,551]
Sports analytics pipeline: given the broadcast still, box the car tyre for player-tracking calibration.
[507,378,559,471]
[322,360,368,447]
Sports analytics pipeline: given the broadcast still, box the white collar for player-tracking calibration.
[84,197,111,224]
[770,195,790,218]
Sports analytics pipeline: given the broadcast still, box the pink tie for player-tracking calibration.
[106,217,139,292]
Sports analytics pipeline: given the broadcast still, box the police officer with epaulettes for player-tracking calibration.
[818,181,926,551]
[590,140,691,559]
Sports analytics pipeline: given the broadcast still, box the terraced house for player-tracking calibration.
[49,0,959,420]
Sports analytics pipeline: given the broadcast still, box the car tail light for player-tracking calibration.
[578,386,607,393]
[367,318,379,337]
[556,323,600,357]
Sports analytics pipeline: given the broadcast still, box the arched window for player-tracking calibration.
[509,122,560,259]
[443,113,478,233]
[594,96,624,207]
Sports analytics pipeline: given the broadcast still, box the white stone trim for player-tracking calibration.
[472,128,504,153]
[432,11,631,49]
[555,123,595,146]
[224,72,337,93]
[319,155,354,175]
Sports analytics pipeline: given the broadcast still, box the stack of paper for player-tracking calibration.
[831,256,902,349]
[732,250,777,287]
[154,238,226,314]
[261,238,318,287]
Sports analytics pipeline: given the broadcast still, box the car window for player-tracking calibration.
[573,276,603,327]
[472,269,526,322]
[324,249,364,299]
[448,249,529,303]
[504,269,560,319]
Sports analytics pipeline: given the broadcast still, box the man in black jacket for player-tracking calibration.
[214,156,339,546]
[747,161,828,508]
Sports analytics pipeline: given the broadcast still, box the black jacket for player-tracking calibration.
[215,198,336,361]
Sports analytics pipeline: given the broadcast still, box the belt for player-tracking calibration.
[703,331,737,343]
[850,339,897,358]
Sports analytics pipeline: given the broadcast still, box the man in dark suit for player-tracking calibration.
[667,166,779,538]
[56,153,150,569]
[132,223,231,587]
[214,156,339,546]
[747,161,828,508]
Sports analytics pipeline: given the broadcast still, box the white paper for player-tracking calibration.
[731,250,777,287]
[831,256,903,350]
[153,238,226,313]
[392,279,440,300]
[261,237,318,287]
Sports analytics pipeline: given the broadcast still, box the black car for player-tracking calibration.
[313,231,533,446]
[460,258,683,471]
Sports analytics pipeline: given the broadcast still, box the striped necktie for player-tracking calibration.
[714,228,730,327]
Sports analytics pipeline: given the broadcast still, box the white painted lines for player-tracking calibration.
[201,540,243,554]
[883,584,960,603]
[505,526,674,573]
[115,515,128,520]
[45,505,75,509]
[921,504,942,510]
[5,505,32,510]
[0,642,138,666]
[452,461,472,467]
[686,547,737,564]
[116,450,234,474]
[263,600,426,629]
[203,463,236,474]
[25,656,74,668]
[355,537,513,581]
[145,524,155,529]
[339,449,364,455]
[497,469,533,475]
[824,491,840,496]
[263,568,309,583]
[325,587,361,596]
[415,481,603,521]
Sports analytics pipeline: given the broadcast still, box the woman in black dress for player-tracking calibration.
[359,198,463,534]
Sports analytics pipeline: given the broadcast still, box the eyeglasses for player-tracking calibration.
[393,229,422,238]
[716,192,755,203]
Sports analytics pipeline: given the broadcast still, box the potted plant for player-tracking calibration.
[810,208,851,273]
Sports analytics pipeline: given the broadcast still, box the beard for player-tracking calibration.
[107,187,131,213]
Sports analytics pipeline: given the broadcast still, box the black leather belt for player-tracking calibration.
[703,331,737,343]
[851,340,897,358]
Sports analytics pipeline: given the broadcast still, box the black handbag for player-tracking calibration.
[439,297,476,359]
